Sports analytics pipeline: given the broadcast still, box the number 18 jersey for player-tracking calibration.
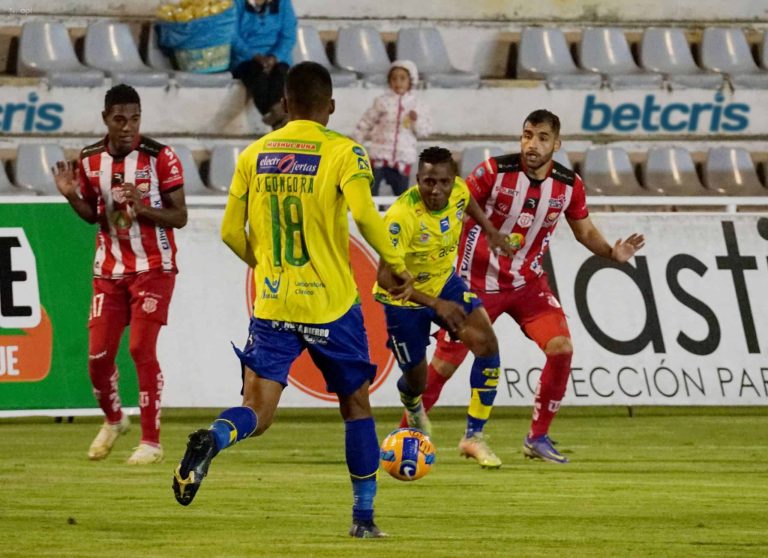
[226,120,375,323]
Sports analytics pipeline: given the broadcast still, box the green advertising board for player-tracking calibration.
[0,202,137,413]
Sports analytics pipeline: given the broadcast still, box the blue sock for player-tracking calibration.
[397,375,422,410]
[466,354,500,437]
[346,417,379,522]
[209,406,258,451]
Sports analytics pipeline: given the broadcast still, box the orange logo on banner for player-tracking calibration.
[0,306,53,382]
[246,238,394,401]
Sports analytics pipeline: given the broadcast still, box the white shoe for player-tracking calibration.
[88,414,130,460]
[127,443,164,465]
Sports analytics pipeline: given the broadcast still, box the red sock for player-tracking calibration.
[530,352,572,438]
[398,364,450,428]
[88,321,124,424]
[129,320,164,445]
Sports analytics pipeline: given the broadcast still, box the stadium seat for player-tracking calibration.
[642,147,710,195]
[0,163,28,196]
[208,144,248,192]
[517,27,602,89]
[17,21,104,87]
[762,30,768,70]
[335,26,391,87]
[702,147,765,195]
[84,21,169,87]
[701,28,768,89]
[552,148,573,170]
[640,28,724,89]
[396,27,480,88]
[582,146,650,195]
[460,146,503,177]
[579,27,664,89]
[170,145,222,196]
[146,26,233,88]
[293,25,357,87]
[14,144,66,195]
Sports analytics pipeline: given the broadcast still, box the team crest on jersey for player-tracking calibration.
[439,217,450,233]
[389,223,401,235]
[517,213,534,228]
[257,153,320,175]
[474,166,485,178]
[142,297,158,314]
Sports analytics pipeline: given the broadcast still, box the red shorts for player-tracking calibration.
[434,275,569,365]
[89,269,176,328]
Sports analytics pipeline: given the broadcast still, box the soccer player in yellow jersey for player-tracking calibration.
[172,62,412,539]
[375,146,513,469]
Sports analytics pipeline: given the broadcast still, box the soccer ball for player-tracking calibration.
[380,428,436,481]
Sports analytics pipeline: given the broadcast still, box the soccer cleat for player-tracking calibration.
[127,443,164,465]
[523,435,569,464]
[173,429,219,506]
[458,433,502,469]
[403,404,432,437]
[87,414,130,460]
[349,519,388,538]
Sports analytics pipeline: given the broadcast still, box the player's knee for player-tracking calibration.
[128,340,157,368]
[465,328,498,358]
[544,336,573,356]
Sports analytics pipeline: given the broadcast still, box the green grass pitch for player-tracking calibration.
[1,406,766,557]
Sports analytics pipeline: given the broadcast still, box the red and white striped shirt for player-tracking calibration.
[458,153,588,292]
[78,135,184,279]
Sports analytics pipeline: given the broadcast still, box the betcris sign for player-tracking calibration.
[580,92,750,133]
[1,93,63,133]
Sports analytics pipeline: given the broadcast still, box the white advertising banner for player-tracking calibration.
[1,84,766,138]
[161,210,768,408]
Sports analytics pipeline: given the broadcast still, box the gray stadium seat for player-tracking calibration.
[208,144,249,192]
[17,21,104,87]
[335,26,391,87]
[579,27,664,89]
[762,30,768,70]
[169,145,222,196]
[703,147,765,195]
[145,26,233,88]
[640,28,724,90]
[396,27,480,88]
[552,148,573,170]
[517,27,602,89]
[14,144,66,195]
[84,21,169,87]
[460,146,503,178]
[701,28,768,89]
[582,146,651,195]
[0,163,28,196]
[293,25,357,87]
[642,147,709,195]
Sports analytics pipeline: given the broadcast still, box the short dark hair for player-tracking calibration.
[524,109,560,136]
[418,146,457,173]
[285,61,332,113]
[104,84,141,113]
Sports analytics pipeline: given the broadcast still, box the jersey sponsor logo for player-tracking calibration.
[257,153,321,176]
[170,165,180,175]
[389,223,401,235]
[517,213,534,228]
[439,217,450,233]
[525,197,538,209]
[87,170,102,178]
[352,146,366,156]
[357,157,370,170]
[540,291,561,309]
[416,272,431,283]
[264,275,281,294]
[456,208,464,220]
[544,212,560,227]
[460,225,481,273]
[135,166,151,180]
[549,195,566,209]
[501,187,518,196]
[419,233,430,243]
[475,166,485,177]
[265,140,321,152]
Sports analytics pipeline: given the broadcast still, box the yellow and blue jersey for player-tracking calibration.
[374,178,470,307]
[225,119,375,323]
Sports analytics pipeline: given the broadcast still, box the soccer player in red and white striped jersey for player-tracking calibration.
[409,110,645,464]
[54,84,187,465]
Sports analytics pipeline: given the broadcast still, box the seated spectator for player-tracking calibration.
[231,0,296,129]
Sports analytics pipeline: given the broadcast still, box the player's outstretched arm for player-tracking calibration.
[567,216,645,262]
[466,196,514,257]
[221,192,257,268]
[53,160,97,224]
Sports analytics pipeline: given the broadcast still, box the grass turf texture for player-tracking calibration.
[1,406,766,558]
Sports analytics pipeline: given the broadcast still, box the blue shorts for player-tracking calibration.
[233,304,377,396]
[383,273,483,372]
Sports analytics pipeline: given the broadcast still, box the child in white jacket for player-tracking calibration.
[354,60,432,196]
